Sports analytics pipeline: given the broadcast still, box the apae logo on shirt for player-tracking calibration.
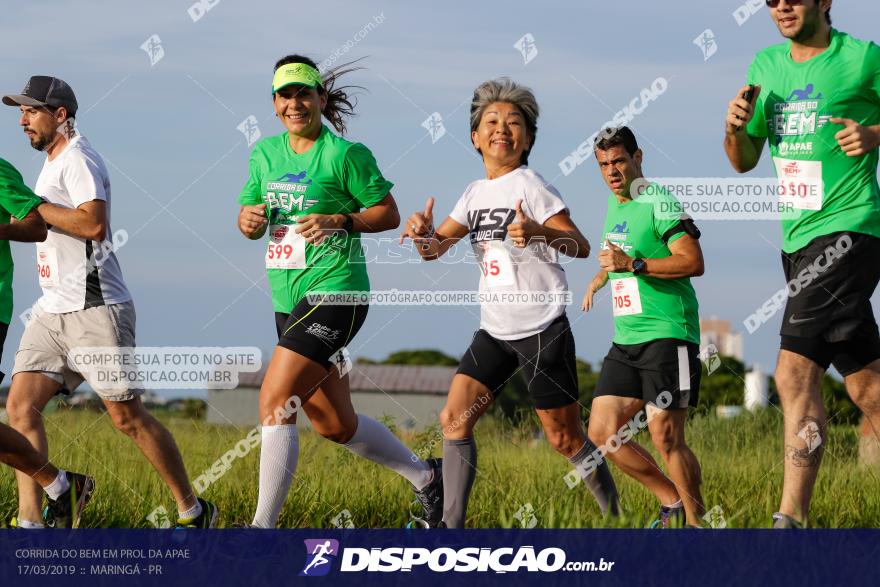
[466,208,516,242]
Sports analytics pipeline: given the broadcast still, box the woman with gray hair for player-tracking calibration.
[400,78,619,527]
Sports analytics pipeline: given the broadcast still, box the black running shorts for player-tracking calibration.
[455,314,579,410]
[275,296,368,370]
[594,338,701,409]
[780,231,880,375]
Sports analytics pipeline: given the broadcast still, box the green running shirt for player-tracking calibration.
[746,29,880,253]
[601,187,700,345]
[238,126,393,313]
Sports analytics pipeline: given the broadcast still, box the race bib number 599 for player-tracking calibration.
[266,224,306,269]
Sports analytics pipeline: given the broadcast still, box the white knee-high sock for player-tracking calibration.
[252,424,299,528]
[343,414,432,489]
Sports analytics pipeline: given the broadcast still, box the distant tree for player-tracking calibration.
[181,399,207,420]
[362,349,459,367]
[695,355,747,416]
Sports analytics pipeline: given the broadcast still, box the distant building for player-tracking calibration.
[700,318,744,361]
[744,365,769,411]
[206,364,456,429]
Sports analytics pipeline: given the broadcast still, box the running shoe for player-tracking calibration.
[772,512,804,529]
[410,457,443,527]
[175,498,219,529]
[44,472,95,529]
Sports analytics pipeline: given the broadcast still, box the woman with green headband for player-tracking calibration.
[237,55,443,528]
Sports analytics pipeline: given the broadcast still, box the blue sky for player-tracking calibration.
[1,1,878,385]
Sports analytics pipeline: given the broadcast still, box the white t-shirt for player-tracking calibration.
[449,166,569,340]
[33,134,131,314]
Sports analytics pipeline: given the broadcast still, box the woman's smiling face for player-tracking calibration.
[471,101,531,168]
[273,85,326,138]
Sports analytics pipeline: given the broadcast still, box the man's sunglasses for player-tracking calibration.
[765,0,805,7]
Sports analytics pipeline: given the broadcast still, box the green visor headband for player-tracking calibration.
[272,63,323,93]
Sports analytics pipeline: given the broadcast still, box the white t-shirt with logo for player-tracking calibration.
[33,135,131,314]
[449,166,569,340]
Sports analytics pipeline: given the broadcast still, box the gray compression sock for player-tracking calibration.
[442,438,477,528]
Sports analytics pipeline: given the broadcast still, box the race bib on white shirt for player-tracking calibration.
[36,243,60,287]
[265,224,306,269]
[773,157,823,211]
[481,241,515,288]
[611,277,643,316]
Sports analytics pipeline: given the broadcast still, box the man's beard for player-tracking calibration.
[782,10,821,42]
[29,132,53,152]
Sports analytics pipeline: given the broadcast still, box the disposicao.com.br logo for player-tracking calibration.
[339,546,614,574]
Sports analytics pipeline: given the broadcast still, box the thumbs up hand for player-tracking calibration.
[598,239,634,272]
[400,197,436,244]
[507,199,540,248]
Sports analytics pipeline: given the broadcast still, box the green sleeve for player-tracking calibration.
[237,151,263,206]
[745,58,768,139]
[0,159,42,219]
[342,143,394,208]
[651,192,687,244]
[864,42,880,106]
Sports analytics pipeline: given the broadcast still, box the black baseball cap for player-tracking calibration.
[2,76,78,117]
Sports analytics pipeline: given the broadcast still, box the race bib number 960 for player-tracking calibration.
[36,243,59,287]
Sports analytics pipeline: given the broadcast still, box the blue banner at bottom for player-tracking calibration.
[1,529,876,586]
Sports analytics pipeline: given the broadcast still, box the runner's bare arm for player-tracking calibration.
[37,200,106,241]
[631,234,704,279]
[295,194,400,245]
[536,211,591,258]
[0,209,47,242]
[582,269,608,312]
[340,193,400,233]
[723,85,766,173]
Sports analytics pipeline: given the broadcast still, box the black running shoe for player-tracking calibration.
[175,498,219,528]
[411,457,443,527]
[44,472,95,529]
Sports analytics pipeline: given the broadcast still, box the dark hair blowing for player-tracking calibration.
[273,54,364,135]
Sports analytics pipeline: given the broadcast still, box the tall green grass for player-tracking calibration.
[1,408,877,528]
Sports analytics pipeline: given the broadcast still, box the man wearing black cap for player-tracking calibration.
[3,76,218,529]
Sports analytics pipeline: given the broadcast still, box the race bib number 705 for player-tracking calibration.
[611,277,643,317]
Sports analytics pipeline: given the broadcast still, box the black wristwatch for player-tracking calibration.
[341,214,354,233]
[632,258,647,275]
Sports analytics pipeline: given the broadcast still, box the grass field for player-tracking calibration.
[1,407,878,528]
